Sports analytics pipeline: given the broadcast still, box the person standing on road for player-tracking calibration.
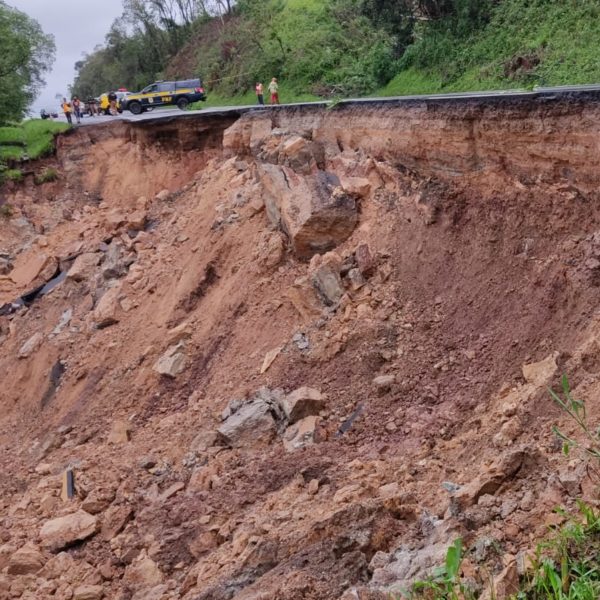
[268,78,279,104]
[108,91,118,116]
[255,82,264,105]
[61,98,72,125]
[72,96,82,124]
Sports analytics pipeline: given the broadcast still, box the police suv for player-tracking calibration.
[121,79,207,114]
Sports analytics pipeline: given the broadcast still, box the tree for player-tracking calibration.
[0,1,55,122]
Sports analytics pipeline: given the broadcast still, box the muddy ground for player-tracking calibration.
[1,98,600,599]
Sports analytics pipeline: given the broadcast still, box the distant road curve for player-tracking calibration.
[67,83,600,127]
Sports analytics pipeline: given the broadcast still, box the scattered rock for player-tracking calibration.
[256,231,286,270]
[18,332,43,359]
[67,253,101,282]
[355,244,374,277]
[372,374,395,391]
[283,415,319,451]
[10,252,55,287]
[93,286,121,328]
[153,342,187,377]
[40,510,99,551]
[450,448,531,513]
[101,505,133,541]
[282,387,326,424]
[309,251,344,306]
[7,544,45,575]
[73,585,104,600]
[347,268,366,290]
[287,277,322,320]
[190,430,224,453]
[292,332,310,350]
[52,308,73,335]
[107,420,131,444]
[218,398,278,448]
[260,346,282,373]
[81,488,116,514]
[341,176,372,198]
[156,189,170,201]
[124,551,163,587]
[480,559,519,600]
[522,352,558,386]
[102,241,133,280]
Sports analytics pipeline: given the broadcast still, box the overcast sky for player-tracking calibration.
[10,0,124,113]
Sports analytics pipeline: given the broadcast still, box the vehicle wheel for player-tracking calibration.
[177,97,189,110]
[129,101,142,115]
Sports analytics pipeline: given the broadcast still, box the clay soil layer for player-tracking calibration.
[2,96,600,599]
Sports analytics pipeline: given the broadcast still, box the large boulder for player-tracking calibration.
[40,510,99,551]
[259,164,357,260]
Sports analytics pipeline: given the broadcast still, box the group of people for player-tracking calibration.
[61,97,84,124]
[61,96,104,124]
[255,77,279,105]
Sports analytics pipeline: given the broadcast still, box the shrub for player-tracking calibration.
[0,203,14,218]
[34,167,58,185]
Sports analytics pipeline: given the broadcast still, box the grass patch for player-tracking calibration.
[4,169,23,182]
[34,167,59,185]
[375,68,444,97]
[23,120,69,159]
[0,203,14,218]
[518,503,600,600]
[0,146,25,161]
[0,120,69,182]
[0,126,25,145]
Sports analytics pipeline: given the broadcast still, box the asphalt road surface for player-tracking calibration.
[56,84,600,127]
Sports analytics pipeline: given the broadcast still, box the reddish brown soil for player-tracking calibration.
[2,99,600,599]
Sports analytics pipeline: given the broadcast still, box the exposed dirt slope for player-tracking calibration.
[2,98,600,600]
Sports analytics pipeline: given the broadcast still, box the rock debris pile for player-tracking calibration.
[2,100,600,598]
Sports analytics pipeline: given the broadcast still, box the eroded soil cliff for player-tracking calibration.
[2,97,600,599]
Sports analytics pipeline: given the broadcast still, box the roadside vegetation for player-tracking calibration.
[0,120,69,184]
[72,0,600,106]
[0,1,55,123]
[405,377,600,600]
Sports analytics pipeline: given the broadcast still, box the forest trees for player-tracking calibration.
[0,1,55,122]
[71,0,234,99]
[70,0,502,101]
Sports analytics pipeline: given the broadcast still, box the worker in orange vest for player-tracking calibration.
[61,98,72,125]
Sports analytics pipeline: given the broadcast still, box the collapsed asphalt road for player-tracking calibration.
[59,83,600,128]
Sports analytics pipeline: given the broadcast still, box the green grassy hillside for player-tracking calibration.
[379,0,600,96]
[0,119,69,183]
[73,0,600,106]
